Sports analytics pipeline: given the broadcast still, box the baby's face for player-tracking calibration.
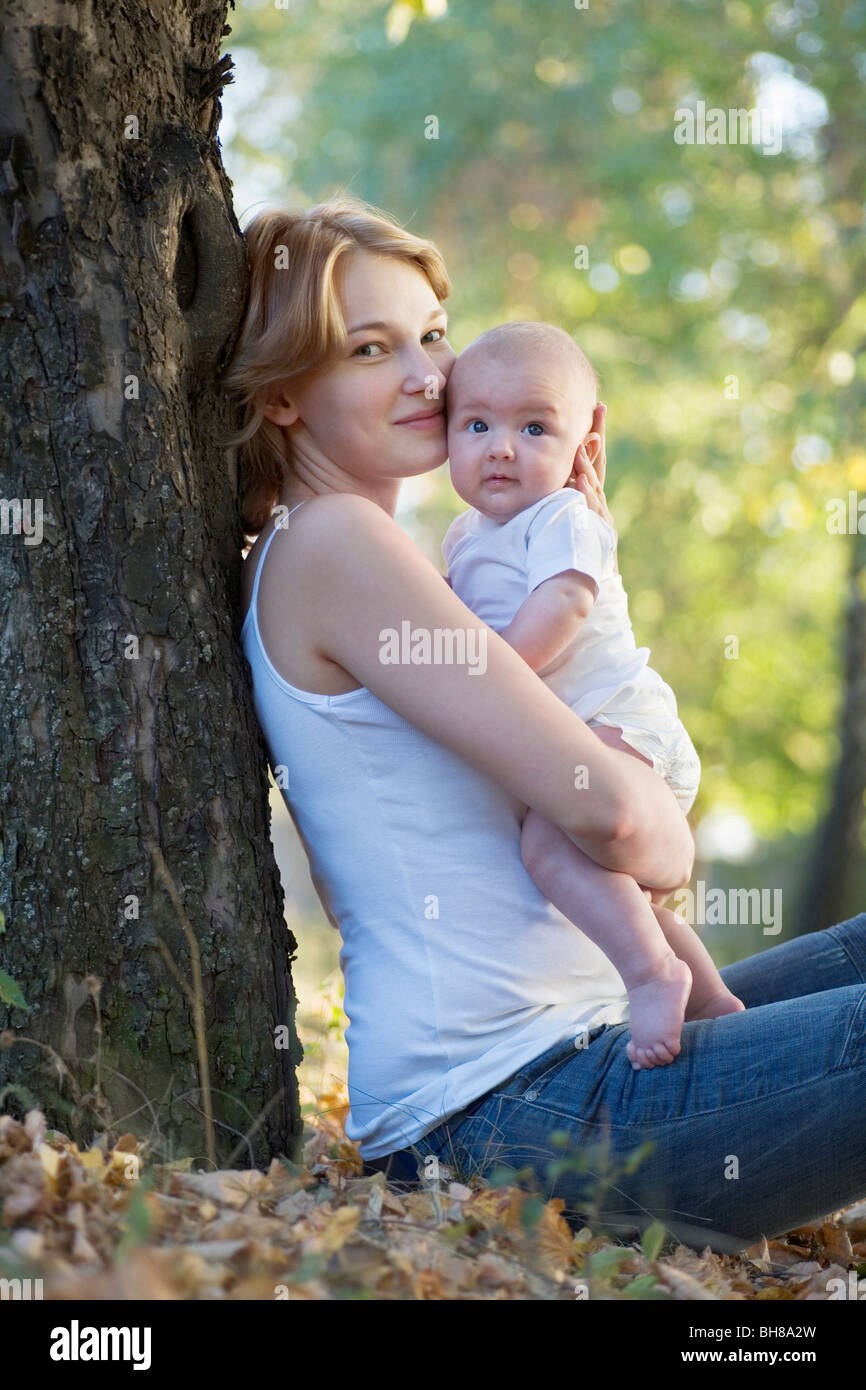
[446,352,594,522]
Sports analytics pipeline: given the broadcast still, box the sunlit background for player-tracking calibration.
[219,0,866,1107]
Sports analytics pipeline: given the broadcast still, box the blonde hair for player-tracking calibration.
[219,192,452,537]
[449,320,600,417]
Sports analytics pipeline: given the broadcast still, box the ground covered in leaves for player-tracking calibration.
[2,1091,865,1301]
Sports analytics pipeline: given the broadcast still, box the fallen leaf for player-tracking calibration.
[528,1198,575,1274]
[657,1265,722,1300]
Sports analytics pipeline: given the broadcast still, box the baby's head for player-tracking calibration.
[446,321,600,521]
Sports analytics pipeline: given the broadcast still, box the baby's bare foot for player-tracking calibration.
[685,989,746,1023]
[625,955,692,1071]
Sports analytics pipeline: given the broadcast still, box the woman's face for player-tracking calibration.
[267,249,457,499]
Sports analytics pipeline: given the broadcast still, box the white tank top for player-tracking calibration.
[240,504,630,1159]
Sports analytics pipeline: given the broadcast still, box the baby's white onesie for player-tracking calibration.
[442,487,701,814]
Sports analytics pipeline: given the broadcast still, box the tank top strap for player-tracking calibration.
[248,500,307,631]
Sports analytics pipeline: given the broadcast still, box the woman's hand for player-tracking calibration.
[567,402,616,537]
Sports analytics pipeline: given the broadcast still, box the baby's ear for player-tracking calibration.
[582,430,602,464]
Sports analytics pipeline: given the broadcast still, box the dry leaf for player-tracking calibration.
[37,1143,65,1186]
[306,1203,359,1255]
[274,1189,316,1222]
[172,1169,269,1210]
[364,1183,384,1224]
[819,1221,854,1265]
[414,1267,449,1299]
[658,1265,722,1300]
[4,1093,862,1303]
[528,1198,576,1274]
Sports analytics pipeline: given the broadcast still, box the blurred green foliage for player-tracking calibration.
[220,0,866,849]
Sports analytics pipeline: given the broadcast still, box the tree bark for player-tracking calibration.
[794,529,866,936]
[0,0,303,1168]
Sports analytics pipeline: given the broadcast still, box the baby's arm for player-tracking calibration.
[499,569,596,673]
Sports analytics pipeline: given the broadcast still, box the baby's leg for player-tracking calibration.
[646,897,745,1021]
[521,810,692,1069]
[593,720,746,1023]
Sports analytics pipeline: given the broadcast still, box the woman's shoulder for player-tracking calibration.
[294,490,386,519]
[258,490,432,609]
[261,492,401,567]
[285,491,402,545]
[244,495,382,609]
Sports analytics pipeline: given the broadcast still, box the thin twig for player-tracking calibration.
[1,1034,83,1103]
[101,1066,167,1154]
[146,839,216,1170]
[179,1086,290,1169]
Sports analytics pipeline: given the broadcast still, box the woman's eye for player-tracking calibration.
[468,420,487,434]
[524,423,544,436]
[354,329,445,357]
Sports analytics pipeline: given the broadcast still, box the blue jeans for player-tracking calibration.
[366,913,866,1253]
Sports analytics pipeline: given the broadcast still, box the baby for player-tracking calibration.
[442,321,745,1070]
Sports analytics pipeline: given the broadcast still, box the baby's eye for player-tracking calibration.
[523,422,545,436]
[468,420,488,434]
[423,328,446,343]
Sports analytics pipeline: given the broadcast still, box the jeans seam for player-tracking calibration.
[495,1015,866,1129]
[496,1058,862,1129]
[826,917,866,985]
[828,978,866,1073]
[501,1025,612,1098]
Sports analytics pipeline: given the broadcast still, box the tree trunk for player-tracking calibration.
[0,0,303,1168]
[794,529,866,936]
[792,78,866,939]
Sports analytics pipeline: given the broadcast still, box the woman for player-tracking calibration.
[222,193,866,1254]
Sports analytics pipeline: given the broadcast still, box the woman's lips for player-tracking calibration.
[395,412,445,430]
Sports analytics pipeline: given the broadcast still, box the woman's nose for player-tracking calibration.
[404,345,451,401]
[427,359,452,404]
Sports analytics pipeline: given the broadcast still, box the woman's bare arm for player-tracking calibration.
[277,493,694,890]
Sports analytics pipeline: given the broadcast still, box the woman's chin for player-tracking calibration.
[395,449,449,478]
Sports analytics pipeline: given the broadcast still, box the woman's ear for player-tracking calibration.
[261,389,301,428]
